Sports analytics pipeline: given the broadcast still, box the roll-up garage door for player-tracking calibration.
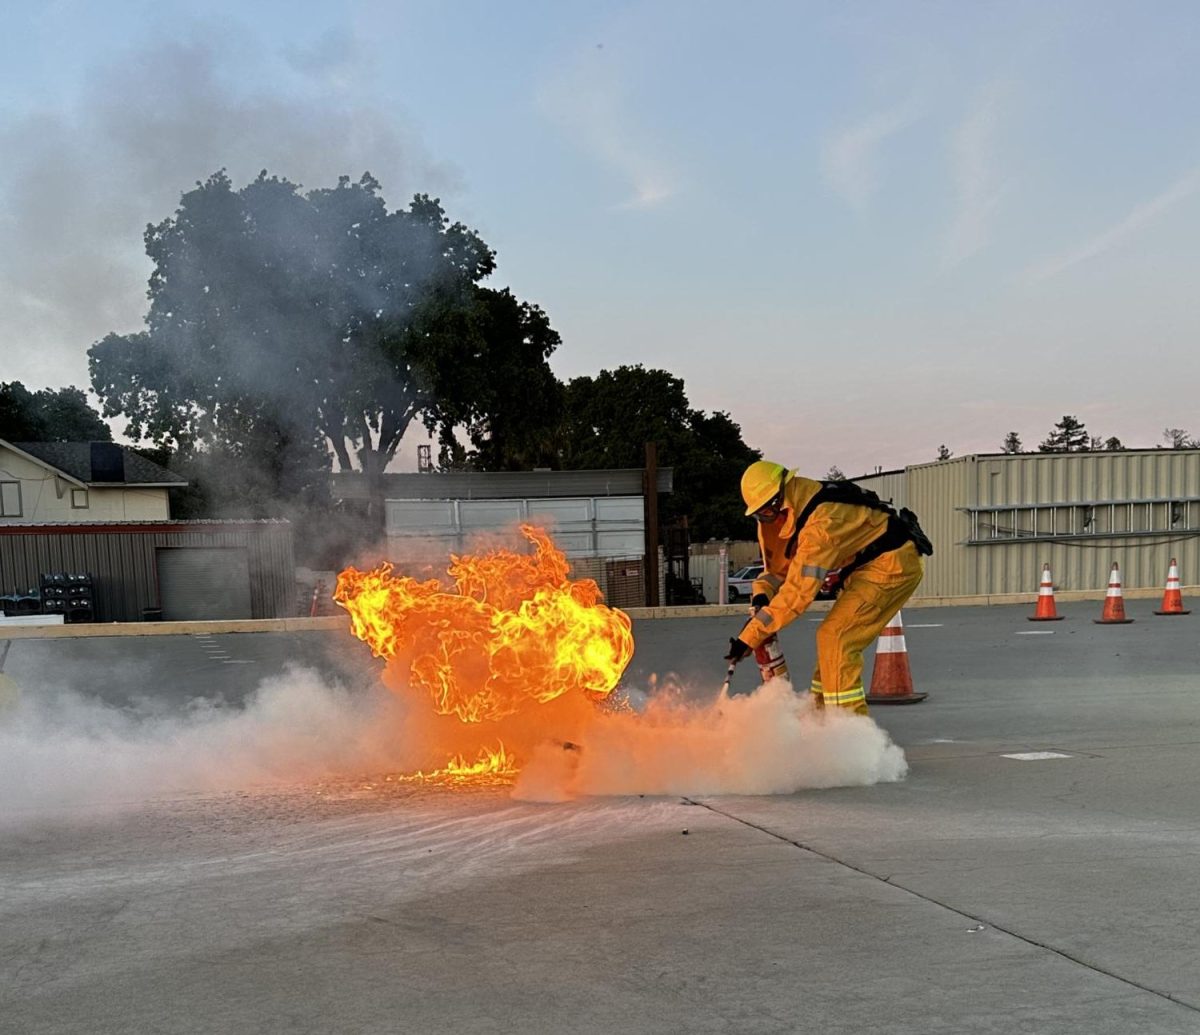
[157,547,252,621]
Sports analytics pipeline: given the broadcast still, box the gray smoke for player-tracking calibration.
[0,22,460,389]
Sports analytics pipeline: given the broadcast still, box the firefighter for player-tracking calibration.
[723,460,928,714]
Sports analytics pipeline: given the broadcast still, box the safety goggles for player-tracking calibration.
[753,489,786,524]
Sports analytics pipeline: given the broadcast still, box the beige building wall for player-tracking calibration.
[0,447,171,523]
[867,451,1200,599]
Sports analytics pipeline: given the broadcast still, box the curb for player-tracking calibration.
[0,616,349,640]
[2,586,1193,638]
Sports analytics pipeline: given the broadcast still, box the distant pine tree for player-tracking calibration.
[1039,415,1089,452]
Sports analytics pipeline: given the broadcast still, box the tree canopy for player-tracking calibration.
[434,287,563,471]
[552,365,760,541]
[89,170,558,482]
[0,382,112,442]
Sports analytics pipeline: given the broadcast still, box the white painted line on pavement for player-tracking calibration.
[906,623,944,628]
[1002,751,1072,760]
[1015,630,1055,635]
[221,660,255,665]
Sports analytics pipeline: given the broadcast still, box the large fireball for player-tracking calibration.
[334,524,634,784]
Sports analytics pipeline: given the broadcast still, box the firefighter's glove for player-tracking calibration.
[751,593,770,611]
[724,637,752,664]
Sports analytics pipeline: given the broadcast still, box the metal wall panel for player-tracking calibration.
[594,497,644,521]
[385,500,456,532]
[157,547,252,620]
[0,522,294,621]
[961,451,1200,595]
[903,457,976,598]
[384,496,646,560]
[884,451,1200,598]
[528,498,593,524]
[460,500,524,528]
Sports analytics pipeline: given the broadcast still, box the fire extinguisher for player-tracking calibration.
[753,634,790,684]
[750,598,790,684]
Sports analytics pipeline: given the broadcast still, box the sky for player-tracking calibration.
[1,0,1198,477]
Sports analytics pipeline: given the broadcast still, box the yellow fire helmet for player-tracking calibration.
[741,460,791,516]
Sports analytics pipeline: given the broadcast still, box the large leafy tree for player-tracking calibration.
[434,287,564,471]
[0,382,112,442]
[89,170,555,484]
[554,365,760,541]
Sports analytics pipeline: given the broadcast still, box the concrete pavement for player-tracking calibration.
[3,601,1200,1033]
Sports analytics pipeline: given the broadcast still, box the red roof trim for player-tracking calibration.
[0,522,288,536]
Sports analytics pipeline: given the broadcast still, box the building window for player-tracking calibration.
[0,481,21,517]
[71,488,89,509]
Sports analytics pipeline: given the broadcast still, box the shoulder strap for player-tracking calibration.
[795,480,895,527]
[785,481,897,558]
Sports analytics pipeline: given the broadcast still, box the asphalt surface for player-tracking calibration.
[3,600,1200,1034]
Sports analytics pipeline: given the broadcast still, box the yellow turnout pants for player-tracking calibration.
[809,541,924,714]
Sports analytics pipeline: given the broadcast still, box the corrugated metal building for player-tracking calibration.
[0,520,295,622]
[855,450,1200,598]
[332,468,675,607]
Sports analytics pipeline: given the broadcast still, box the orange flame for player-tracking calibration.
[334,525,634,783]
[395,743,518,786]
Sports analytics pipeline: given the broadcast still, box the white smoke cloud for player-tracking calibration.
[514,679,908,801]
[0,667,412,820]
[0,666,907,824]
[0,23,459,390]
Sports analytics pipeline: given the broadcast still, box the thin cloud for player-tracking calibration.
[942,82,1011,268]
[1024,165,1200,282]
[822,101,919,213]
[538,48,677,211]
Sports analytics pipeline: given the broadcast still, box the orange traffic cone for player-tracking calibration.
[1028,563,1064,621]
[866,611,927,705]
[1154,558,1190,615]
[1094,562,1134,624]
